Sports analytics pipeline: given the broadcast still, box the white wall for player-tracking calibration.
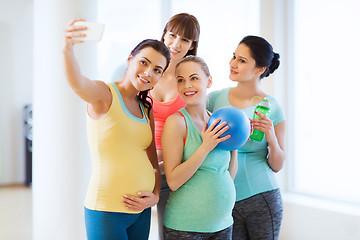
[0,0,33,184]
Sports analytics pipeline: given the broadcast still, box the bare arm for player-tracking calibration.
[146,109,162,198]
[162,114,230,191]
[267,121,286,172]
[156,150,165,174]
[252,112,286,172]
[228,150,238,179]
[63,18,111,116]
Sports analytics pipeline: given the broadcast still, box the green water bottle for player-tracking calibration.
[249,97,271,141]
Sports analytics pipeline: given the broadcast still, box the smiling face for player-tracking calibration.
[163,31,194,63]
[176,61,212,105]
[127,47,167,91]
[229,43,265,83]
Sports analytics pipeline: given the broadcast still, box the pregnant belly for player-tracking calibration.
[86,158,155,213]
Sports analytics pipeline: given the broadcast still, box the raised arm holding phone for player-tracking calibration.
[63,18,170,240]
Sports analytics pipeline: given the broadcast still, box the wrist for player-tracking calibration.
[266,131,277,144]
[198,144,211,156]
[63,43,74,54]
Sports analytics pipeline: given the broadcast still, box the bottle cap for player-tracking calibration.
[258,97,271,109]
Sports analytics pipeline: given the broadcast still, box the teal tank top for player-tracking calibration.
[207,87,286,201]
[163,108,235,233]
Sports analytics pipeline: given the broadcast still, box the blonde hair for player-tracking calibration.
[175,55,210,77]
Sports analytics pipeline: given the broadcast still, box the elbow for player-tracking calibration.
[269,152,286,173]
[169,186,179,191]
[272,167,282,173]
[229,167,238,180]
[167,182,179,191]
[270,161,284,173]
[166,178,180,191]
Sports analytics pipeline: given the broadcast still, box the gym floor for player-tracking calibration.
[0,185,160,240]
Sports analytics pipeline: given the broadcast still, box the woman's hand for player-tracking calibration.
[252,112,286,172]
[251,111,276,144]
[201,118,230,152]
[63,18,87,50]
[122,192,159,212]
[248,118,254,141]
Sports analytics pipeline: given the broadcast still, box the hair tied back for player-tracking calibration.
[269,52,280,74]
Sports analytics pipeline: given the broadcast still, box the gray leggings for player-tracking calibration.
[232,188,283,240]
[163,225,232,240]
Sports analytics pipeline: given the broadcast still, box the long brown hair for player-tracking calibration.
[130,39,171,117]
[161,13,200,57]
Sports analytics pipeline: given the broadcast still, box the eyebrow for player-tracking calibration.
[176,73,198,79]
[189,73,198,77]
[233,53,248,61]
[143,57,164,70]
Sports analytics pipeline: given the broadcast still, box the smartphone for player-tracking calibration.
[73,21,105,42]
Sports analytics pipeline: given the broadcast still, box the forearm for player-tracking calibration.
[63,48,87,93]
[267,141,285,172]
[152,166,161,196]
[166,145,209,191]
[148,112,161,197]
[228,150,238,179]
[149,147,161,196]
[63,19,104,104]
[156,149,165,174]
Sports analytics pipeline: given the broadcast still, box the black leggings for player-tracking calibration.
[232,189,283,240]
[164,225,232,240]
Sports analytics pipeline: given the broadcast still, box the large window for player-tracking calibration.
[97,0,260,91]
[292,0,360,204]
[171,0,260,91]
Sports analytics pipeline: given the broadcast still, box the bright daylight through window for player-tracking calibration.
[292,0,360,204]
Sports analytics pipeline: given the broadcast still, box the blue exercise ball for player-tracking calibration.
[207,106,251,151]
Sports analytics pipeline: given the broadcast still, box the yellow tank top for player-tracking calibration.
[85,83,155,214]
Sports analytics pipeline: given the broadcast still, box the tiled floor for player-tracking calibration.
[0,185,159,240]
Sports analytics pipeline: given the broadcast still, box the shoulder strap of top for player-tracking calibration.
[177,109,188,145]
[109,82,148,123]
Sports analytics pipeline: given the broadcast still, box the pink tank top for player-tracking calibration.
[151,93,186,150]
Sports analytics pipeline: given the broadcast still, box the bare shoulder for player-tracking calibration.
[87,80,112,118]
[163,112,187,138]
[94,80,111,92]
[162,112,187,152]
[165,112,186,129]
[84,80,112,104]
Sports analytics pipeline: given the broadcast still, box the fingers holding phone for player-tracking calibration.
[64,18,104,47]
[64,18,86,45]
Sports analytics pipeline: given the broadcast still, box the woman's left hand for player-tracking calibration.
[251,111,276,143]
[122,192,159,211]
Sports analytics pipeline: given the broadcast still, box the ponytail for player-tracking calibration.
[138,90,153,118]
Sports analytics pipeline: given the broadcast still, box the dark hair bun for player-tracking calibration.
[240,36,280,79]
[268,52,280,75]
